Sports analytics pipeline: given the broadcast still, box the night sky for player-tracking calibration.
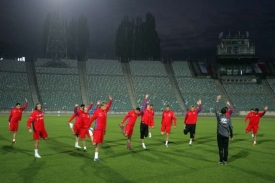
[1,0,275,60]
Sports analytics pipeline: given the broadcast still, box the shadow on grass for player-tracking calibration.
[82,160,134,183]
[229,150,249,163]
[229,165,275,182]
[19,158,46,183]
[2,145,32,156]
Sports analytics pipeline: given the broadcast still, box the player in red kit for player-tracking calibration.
[148,104,155,138]
[245,106,268,145]
[184,99,202,146]
[140,94,150,149]
[120,107,142,150]
[74,105,93,152]
[26,103,48,158]
[89,95,113,161]
[161,105,177,147]
[8,98,28,143]
[225,101,234,118]
[244,108,255,138]
[68,102,93,149]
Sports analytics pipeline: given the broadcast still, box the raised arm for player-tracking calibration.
[227,101,234,116]
[141,94,149,113]
[87,102,93,111]
[260,106,268,117]
[105,96,113,113]
[215,95,221,118]
[20,98,28,111]
[197,99,202,114]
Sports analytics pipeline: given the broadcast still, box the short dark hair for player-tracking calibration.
[255,108,259,112]
[250,108,254,111]
[224,107,228,110]
[135,107,141,111]
[166,105,170,108]
[221,107,226,114]
[15,103,20,106]
[35,103,42,110]
[80,104,85,108]
[150,104,154,107]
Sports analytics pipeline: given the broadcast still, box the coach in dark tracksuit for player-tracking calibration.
[215,95,233,165]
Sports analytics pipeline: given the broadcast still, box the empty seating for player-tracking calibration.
[86,59,123,75]
[172,61,192,77]
[0,60,26,72]
[130,60,167,76]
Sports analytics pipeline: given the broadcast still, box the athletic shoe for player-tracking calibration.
[223,161,227,165]
[127,146,132,150]
[148,133,152,138]
[35,154,41,158]
[218,162,223,165]
[75,145,81,149]
[84,149,87,152]
[12,141,16,144]
[253,143,256,146]
[189,142,192,146]
[94,158,100,161]
[142,145,147,149]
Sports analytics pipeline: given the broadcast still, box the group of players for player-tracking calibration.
[7,94,268,163]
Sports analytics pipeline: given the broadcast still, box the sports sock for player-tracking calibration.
[165,141,168,145]
[94,152,99,159]
[253,141,256,144]
[75,142,78,147]
[84,146,87,150]
[252,134,254,138]
[35,149,38,155]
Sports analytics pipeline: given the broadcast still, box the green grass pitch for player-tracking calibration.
[0,115,274,183]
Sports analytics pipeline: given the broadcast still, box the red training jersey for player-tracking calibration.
[141,109,151,125]
[79,112,90,129]
[27,110,45,131]
[73,104,93,125]
[161,110,177,126]
[225,105,234,118]
[250,111,266,126]
[244,112,254,123]
[89,100,112,130]
[8,102,28,122]
[122,110,142,126]
[184,104,202,125]
[149,109,155,123]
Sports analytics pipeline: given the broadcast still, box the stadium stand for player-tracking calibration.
[130,60,167,76]
[171,61,192,77]
[223,83,274,110]
[176,77,219,112]
[35,70,82,111]
[130,61,181,111]
[0,60,33,110]
[86,60,131,111]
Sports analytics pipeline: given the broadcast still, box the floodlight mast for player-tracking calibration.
[46,10,67,61]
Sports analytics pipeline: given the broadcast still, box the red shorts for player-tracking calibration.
[79,129,90,139]
[124,125,134,137]
[161,124,171,134]
[33,129,48,140]
[148,119,155,127]
[73,124,81,135]
[246,124,259,134]
[9,121,19,132]
[93,129,105,144]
